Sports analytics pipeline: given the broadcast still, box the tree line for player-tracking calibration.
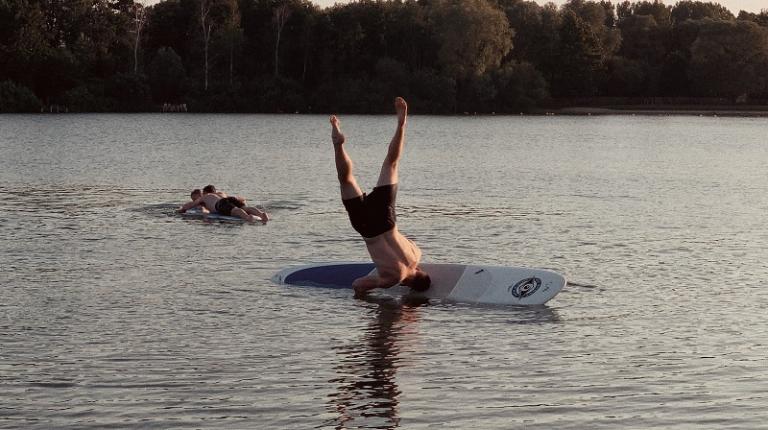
[1,0,767,113]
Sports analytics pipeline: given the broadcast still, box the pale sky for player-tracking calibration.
[311,0,765,14]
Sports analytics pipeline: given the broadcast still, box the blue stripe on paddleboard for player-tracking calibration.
[283,263,376,288]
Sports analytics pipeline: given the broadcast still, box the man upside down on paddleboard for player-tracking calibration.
[330,97,431,297]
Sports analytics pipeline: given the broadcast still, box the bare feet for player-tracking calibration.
[243,207,268,224]
[232,207,257,223]
[395,97,407,126]
[330,115,345,146]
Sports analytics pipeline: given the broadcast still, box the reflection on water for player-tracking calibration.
[501,304,562,325]
[325,298,565,429]
[327,297,426,429]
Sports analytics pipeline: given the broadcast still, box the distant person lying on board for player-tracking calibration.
[177,184,269,224]
[330,97,430,297]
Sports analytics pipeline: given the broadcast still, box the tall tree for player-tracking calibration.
[563,0,622,62]
[200,0,214,90]
[147,46,187,101]
[223,0,242,86]
[299,9,315,83]
[273,1,292,78]
[552,9,603,96]
[671,1,734,24]
[630,0,672,27]
[132,2,147,74]
[429,0,513,80]
[500,0,545,62]
[618,14,667,63]
[738,11,768,28]
[144,0,197,68]
[689,20,768,98]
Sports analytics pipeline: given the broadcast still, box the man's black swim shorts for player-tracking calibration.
[342,183,398,238]
[215,197,245,216]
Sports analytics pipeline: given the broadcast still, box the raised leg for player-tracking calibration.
[376,97,408,187]
[331,115,363,200]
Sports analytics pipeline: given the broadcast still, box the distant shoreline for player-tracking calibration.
[13,104,768,117]
[540,105,768,117]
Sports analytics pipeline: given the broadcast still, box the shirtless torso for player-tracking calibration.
[364,227,422,286]
[178,192,224,213]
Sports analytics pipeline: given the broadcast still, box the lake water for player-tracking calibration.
[1,113,767,429]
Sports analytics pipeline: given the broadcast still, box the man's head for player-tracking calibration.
[190,189,202,201]
[202,184,216,194]
[402,268,431,292]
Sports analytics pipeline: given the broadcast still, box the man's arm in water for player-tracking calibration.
[177,197,204,213]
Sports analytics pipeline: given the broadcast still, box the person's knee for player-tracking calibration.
[383,159,399,170]
[377,166,398,185]
[380,162,398,179]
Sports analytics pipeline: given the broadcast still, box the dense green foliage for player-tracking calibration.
[0,0,766,113]
[0,80,42,112]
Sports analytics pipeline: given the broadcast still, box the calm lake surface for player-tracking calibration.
[1,113,767,429]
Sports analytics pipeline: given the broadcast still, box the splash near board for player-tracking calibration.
[181,208,261,222]
[272,263,566,305]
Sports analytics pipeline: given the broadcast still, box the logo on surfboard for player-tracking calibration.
[508,277,542,298]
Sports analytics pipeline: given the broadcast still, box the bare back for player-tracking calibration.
[199,194,222,212]
[364,227,422,285]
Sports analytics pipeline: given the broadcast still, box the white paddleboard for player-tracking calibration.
[181,208,262,222]
[272,262,566,306]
